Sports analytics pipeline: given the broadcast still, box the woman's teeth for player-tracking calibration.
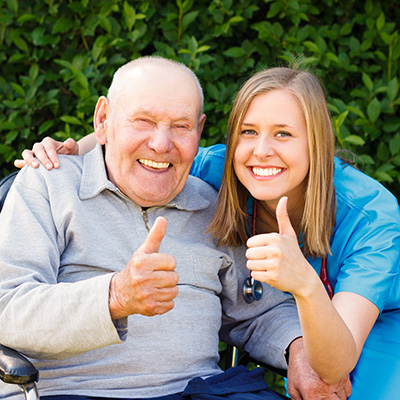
[252,167,282,177]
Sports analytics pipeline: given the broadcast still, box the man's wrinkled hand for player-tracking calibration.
[109,217,179,320]
[287,338,352,400]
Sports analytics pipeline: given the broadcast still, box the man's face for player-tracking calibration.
[95,65,205,207]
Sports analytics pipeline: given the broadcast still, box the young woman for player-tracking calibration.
[16,67,400,399]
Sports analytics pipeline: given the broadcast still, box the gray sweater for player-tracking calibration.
[0,144,301,399]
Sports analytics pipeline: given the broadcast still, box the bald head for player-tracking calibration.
[107,56,204,118]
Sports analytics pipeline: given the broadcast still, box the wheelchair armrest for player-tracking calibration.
[0,344,38,385]
[0,171,18,212]
[238,352,287,378]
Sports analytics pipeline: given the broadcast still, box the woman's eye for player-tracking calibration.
[241,129,257,136]
[277,131,292,138]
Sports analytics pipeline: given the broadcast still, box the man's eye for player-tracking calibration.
[134,119,152,127]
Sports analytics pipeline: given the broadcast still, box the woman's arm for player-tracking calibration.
[14,132,96,169]
[246,196,379,384]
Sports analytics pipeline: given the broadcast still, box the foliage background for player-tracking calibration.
[0,0,399,393]
[1,0,400,197]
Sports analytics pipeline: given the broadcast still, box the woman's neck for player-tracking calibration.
[255,199,304,235]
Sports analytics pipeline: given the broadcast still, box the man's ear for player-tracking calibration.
[197,113,206,141]
[94,96,110,145]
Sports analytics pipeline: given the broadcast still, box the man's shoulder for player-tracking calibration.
[16,154,84,194]
[186,175,218,201]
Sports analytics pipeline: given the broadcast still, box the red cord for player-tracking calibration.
[320,257,334,299]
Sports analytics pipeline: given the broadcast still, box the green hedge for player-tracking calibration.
[1,0,400,199]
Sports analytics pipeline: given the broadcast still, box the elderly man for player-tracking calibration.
[0,56,304,399]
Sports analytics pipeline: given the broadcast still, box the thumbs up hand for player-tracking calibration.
[246,197,318,296]
[109,217,179,320]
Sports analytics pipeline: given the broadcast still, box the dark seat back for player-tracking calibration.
[0,171,18,212]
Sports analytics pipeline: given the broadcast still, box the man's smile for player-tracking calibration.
[138,158,171,169]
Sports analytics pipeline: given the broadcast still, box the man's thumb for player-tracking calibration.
[276,197,296,237]
[140,216,167,254]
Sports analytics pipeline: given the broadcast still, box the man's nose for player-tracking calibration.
[148,126,173,153]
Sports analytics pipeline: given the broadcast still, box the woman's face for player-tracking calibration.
[233,88,310,211]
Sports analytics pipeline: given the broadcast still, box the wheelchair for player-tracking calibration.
[0,171,288,400]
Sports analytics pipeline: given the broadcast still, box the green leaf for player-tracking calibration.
[267,2,283,18]
[188,36,198,53]
[223,47,246,58]
[362,72,373,92]
[388,78,399,102]
[196,45,210,53]
[347,106,366,119]
[389,134,400,156]
[340,23,353,36]
[377,142,389,161]
[52,18,74,34]
[60,115,83,125]
[376,12,385,32]
[39,120,55,135]
[375,171,393,183]
[6,0,18,14]
[123,1,136,31]
[304,41,320,53]
[182,11,199,28]
[98,15,112,33]
[5,130,18,144]
[29,64,39,81]
[10,82,25,96]
[13,36,28,52]
[54,59,72,69]
[206,82,219,102]
[0,144,15,155]
[367,98,381,123]
[343,135,365,146]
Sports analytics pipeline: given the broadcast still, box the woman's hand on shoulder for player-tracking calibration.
[14,137,79,170]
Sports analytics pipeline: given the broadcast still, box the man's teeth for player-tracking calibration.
[139,159,170,169]
[252,167,282,177]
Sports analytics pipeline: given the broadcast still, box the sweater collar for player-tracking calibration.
[79,144,210,211]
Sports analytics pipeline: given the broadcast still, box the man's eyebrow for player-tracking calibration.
[130,109,194,122]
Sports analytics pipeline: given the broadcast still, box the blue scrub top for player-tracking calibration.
[191,144,400,400]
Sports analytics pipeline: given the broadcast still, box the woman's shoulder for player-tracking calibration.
[334,156,400,222]
[190,144,227,191]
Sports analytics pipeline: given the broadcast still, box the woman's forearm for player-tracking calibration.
[78,132,97,155]
[294,284,357,383]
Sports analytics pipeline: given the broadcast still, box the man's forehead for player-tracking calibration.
[118,102,198,125]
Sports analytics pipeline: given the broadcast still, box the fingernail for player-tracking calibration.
[32,161,39,167]
[46,163,52,170]
[54,162,59,168]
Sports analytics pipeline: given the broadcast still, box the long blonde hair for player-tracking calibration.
[209,67,336,258]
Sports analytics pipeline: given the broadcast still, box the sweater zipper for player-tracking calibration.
[116,188,151,232]
[141,208,150,232]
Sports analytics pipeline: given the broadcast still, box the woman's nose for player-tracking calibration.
[253,135,274,159]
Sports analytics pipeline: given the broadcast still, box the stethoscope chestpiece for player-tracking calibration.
[242,277,263,303]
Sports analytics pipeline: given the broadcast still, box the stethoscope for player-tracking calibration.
[242,199,334,303]
[242,199,264,303]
